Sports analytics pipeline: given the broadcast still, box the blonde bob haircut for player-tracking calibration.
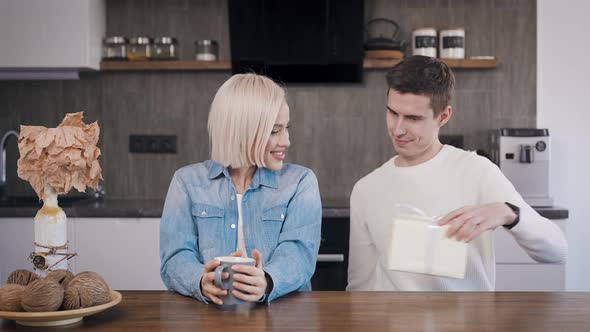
[207,73,286,169]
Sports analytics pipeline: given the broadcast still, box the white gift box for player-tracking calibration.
[387,215,467,279]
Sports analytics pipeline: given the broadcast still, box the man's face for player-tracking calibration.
[386,89,451,166]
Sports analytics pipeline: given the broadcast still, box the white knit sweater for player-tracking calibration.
[347,145,567,291]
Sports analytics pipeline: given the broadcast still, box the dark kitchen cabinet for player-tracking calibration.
[311,216,350,291]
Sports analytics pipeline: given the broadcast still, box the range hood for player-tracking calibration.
[0,0,105,80]
[228,0,365,83]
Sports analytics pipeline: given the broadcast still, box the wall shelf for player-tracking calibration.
[100,60,231,71]
[363,58,497,69]
[100,58,497,72]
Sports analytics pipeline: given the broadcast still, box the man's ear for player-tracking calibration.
[437,106,453,127]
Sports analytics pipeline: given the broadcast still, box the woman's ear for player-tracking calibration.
[438,106,453,127]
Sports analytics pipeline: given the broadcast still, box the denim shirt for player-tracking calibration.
[160,160,322,303]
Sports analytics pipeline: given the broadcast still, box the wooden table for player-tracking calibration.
[2,291,590,331]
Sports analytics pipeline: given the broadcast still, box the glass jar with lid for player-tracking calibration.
[102,36,128,60]
[151,37,178,60]
[195,40,218,61]
[128,36,152,61]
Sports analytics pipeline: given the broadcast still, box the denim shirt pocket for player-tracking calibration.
[261,205,287,246]
[191,203,225,252]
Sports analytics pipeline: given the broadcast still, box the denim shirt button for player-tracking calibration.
[230,195,235,200]
[201,211,207,216]
[280,213,285,220]
[231,224,236,229]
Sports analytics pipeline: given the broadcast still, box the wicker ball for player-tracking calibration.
[46,269,75,288]
[6,269,38,286]
[21,279,65,312]
[0,284,26,312]
[62,272,111,310]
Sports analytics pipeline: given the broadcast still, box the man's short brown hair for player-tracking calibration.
[386,55,455,116]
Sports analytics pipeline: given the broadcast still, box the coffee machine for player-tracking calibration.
[491,128,553,207]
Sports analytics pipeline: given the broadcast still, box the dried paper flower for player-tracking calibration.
[17,112,102,199]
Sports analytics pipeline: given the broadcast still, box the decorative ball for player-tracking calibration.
[0,284,26,312]
[46,269,75,288]
[62,272,111,310]
[63,285,95,310]
[6,269,38,286]
[21,279,65,312]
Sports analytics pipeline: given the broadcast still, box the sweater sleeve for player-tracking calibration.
[478,158,567,263]
[346,183,378,290]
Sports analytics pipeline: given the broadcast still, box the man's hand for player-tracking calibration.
[437,203,518,242]
[231,249,268,302]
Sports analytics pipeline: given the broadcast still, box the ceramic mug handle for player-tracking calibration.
[214,265,229,290]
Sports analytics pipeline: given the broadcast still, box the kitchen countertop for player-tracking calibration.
[0,199,569,220]
[2,291,589,331]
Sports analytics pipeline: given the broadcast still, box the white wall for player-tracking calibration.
[538,0,590,291]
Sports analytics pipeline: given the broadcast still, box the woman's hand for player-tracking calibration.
[231,249,268,302]
[200,250,243,304]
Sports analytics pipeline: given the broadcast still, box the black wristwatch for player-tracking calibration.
[503,202,520,230]
[258,272,273,303]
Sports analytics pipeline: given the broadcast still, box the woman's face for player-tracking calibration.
[264,102,290,171]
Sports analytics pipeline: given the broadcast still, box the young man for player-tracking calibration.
[347,56,567,291]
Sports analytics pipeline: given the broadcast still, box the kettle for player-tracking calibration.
[364,18,407,51]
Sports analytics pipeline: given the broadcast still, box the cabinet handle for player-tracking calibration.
[317,254,344,263]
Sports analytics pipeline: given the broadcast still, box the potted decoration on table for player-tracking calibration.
[0,112,122,327]
[16,112,102,277]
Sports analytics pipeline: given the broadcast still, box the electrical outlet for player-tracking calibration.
[129,135,177,154]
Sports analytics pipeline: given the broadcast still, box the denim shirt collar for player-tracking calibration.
[206,160,278,189]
